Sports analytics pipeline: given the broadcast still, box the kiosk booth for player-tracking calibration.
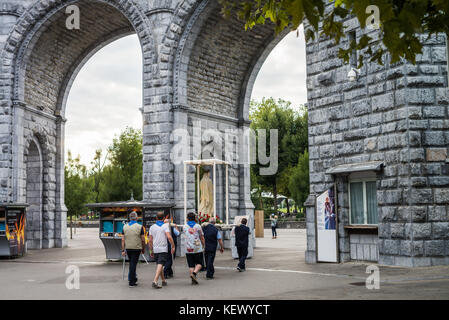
[86,200,174,261]
[0,203,28,257]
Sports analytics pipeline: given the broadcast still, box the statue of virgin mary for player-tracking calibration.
[198,170,214,219]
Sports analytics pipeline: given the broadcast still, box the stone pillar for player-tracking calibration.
[54,115,67,248]
[304,194,317,263]
[336,175,350,262]
[238,122,255,217]
[11,101,25,203]
[171,105,195,225]
[238,122,255,251]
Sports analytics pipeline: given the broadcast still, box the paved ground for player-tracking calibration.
[1,228,449,300]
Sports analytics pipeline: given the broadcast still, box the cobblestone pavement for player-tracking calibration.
[0,228,448,300]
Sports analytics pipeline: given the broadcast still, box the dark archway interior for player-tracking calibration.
[23,0,134,114]
[25,140,43,249]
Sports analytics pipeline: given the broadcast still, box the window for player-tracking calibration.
[349,179,378,225]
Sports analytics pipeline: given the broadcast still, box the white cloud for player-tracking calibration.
[251,25,307,109]
[65,35,142,165]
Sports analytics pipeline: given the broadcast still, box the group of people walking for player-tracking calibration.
[121,211,250,288]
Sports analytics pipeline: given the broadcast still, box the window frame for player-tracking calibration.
[348,177,378,226]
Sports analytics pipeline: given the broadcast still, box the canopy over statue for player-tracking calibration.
[183,159,231,226]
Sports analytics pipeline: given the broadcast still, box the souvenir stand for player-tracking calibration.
[0,203,28,257]
[86,200,174,261]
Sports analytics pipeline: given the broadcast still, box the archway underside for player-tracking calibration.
[22,0,135,116]
[186,5,278,119]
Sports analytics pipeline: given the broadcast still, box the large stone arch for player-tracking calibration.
[168,0,290,121]
[166,0,294,233]
[0,0,159,248]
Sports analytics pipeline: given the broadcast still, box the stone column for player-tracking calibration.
[238,121,255,217]
[54,114,67,248]
[304,194,317,263]
[171,105,195,225]
[237,122,255,251]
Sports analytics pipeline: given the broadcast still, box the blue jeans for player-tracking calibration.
[272,226,277,237]
[237,246,248,270]
[126,249,140,285]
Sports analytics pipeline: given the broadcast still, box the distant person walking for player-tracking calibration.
[202,217,224,279]
[270,214,278,239]
[233,218,250,272]
[121,211,145,288]
[183,212,205,285]
[149,212,176,289]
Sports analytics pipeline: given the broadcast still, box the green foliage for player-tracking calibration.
[64,127,143,212]
[220,0,449,67]
[100,127,143,202]
[64,152,93,218]
[250,97,308,211]
[288,150,309,211]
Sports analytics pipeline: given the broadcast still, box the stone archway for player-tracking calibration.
[1,0,158,248]
[166,0,292,227]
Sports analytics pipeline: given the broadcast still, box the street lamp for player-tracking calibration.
[347,67,360,82]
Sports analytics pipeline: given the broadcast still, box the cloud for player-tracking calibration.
[65,35,142,165]
[251,25,307,109]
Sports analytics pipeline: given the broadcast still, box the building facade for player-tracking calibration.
[0,0,447,266]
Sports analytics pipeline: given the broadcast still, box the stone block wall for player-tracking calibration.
[304,4,449,266]
[0,0,446,266]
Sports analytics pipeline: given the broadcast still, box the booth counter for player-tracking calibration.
[0,204,28,257]
[86,201,174,261]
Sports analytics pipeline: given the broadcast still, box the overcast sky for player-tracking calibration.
[65,27,307,166]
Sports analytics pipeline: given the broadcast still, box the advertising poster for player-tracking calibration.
[6,209,26,256]
[316,186,338,262]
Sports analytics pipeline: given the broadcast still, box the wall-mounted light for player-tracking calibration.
[347,67,360,82]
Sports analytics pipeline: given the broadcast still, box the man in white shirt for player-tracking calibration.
[149,212,175,289]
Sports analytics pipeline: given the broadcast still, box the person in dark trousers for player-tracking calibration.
[233,218,250,272]
[202,217,224,279]
[121,211,145,287]
[163,214,180,279]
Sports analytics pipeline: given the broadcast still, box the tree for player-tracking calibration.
[250,98,308,212]
[90,149,108,203]
[99,127,143,202]
[278,165,295,213]
[220,0,449,67]
[288,150,309,213]
[65,152,92,219]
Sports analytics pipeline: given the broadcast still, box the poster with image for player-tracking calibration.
[316,186,338,262]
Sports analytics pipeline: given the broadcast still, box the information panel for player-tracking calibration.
[316,186,338,263]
